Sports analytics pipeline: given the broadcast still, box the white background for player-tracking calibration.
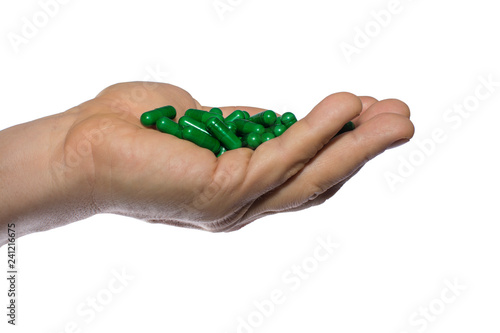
[1,0,499,332]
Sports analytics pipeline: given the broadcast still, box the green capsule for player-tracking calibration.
[281,112,297,128]
[335,121,355,136]
[249,110,277,127]
[242,110,250,119]
[233,119,265,135]
[140,105,177,127]
[260,132,275,142]
[224,110,246,123]
[210,108,223,116]
[156,117,182,139]
[178,116,210,135]
[270,124,287,137]
[226,122,237,134]
[275,117,282,125]
[206,117,242,150]
[182,126,221,154]
[141,110,164,127]
[185,109,224,123]
[217,146,227,157]
[241,132,262,149]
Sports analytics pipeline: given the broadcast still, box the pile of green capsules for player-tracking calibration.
[140,105,354,156]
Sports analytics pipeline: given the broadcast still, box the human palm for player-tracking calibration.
[63,82,414,232]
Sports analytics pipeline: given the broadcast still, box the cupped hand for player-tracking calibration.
[63,82,414,232]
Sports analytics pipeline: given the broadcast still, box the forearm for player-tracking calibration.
[0,109,96,245]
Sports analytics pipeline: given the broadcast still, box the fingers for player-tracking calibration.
[241,100,414,219]
[347,96,378,125]
[359,96,379,113]
[207,96,377,119]
[239,92,363,198]
[226,178,352,232]
[353,98,410,127]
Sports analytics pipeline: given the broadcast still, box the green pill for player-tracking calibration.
[185,109,224,123]
[249,110,277,127]
[269,124,287,137]
[182,126,220,154]
[210,108,223,116]
[241,132,262,149]
[156,117,182,139]
[281,112,297,128]
[233,119,265,135]
[224,110,246,123]
[217,146,227,157]
[242,110,250,119]
[261,132,275,142]
[335,121,355,136]
[140,105,177,127]
[206,117,242,150]
[226,122,237,134]
[178,116,210,135]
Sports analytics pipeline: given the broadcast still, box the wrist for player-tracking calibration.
[0,107,98,241]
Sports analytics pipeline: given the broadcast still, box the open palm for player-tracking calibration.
[64,82,414,232]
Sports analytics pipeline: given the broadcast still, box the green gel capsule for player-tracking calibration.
[210,108,223,116]
[140,105,177,127]
[216,146,227,157]
[206,117,242,150]
[156,117,182,139]
[233,119,265,135]
[260,132,275,142]
[178,116,210,135]
[182,126,220,154]
[224,110,246,123]
[275,117,282,125]
[155,105,177,119]
[226,122,237,134]
[185,109,224,123]
[242,132,262,149]
[335,121,355,136]
[249,110,277,127]
[281,112,297,128]
[270,124,287,137]
[242,110,250,119]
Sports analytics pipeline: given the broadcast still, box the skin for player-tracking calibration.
[0,82,414,245]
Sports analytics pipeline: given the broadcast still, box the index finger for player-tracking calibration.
[240,92,363,197]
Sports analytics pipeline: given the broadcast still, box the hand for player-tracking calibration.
[0,82,414,242]
[72,81,414,231]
